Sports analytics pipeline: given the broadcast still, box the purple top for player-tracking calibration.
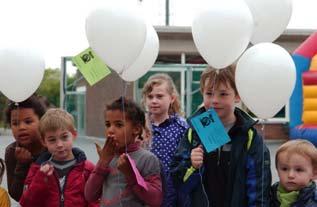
[150,115,189,173]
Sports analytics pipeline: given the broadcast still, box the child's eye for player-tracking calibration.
[281,167,288,171]
[220,93,229,96]
[205,92,213,96]
[147,95,153,99]
[62,135,69,140]
[11,121,18,126]
[115,123,124,128]
[47,138,56,143]
[295,168,304,172]
[25,120,33,124]
[105,122,110,128]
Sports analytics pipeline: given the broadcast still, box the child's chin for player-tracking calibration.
[17,140,32,147]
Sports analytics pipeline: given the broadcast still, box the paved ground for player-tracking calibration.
[0,133,282,206]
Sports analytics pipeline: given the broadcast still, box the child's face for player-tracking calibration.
[43,129,75,161]
[277,152,316,192]
[145,82,175,117]
[202,80,240,124]
[10,108,41,147]
[104,110,140,151]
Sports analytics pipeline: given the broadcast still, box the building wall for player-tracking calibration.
[86,72,133,137]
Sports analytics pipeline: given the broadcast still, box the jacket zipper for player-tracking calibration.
[53,166,75,207]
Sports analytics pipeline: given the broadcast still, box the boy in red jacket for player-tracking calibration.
[19,108,97,207]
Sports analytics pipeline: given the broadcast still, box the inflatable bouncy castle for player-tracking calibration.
[290,32,317,146]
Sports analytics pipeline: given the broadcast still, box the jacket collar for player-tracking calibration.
[271,182,317,205]
[116,142,140,154]
[35,147,87,165]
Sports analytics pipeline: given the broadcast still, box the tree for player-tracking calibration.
[0,68,76,126]
[36,68,61,107]
[36,68,76,107]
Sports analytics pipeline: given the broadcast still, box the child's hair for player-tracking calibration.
[106,97,145,135]
[142,73,182,115]
[275,139,317,169]
[200,65,238,95]
[39,108,75,138]
[5,94,48,125]
[0,158,5,184]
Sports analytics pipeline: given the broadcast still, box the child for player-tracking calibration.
[85,97,163,207]
[270,139,317,207]
[170,65,272,206]
[142,73,189,206]
[4,94,47,201]
[19,108,97,207]
[0,158,10,207]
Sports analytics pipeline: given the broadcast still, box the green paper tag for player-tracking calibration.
[72,48,111,86]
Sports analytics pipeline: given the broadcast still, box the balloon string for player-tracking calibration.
[199,167,210,207]
[122,80,128,154]
[15,103,20,147]
[199,69,218,206]
[261,119,266,207]
[118,69,127,207]
[209,69,218,109]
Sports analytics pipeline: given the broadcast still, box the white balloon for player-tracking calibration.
[236,43,296,119]
[85,6,147,74]
[0,48,45,102]
[245,0,292,44]
[192,0,253,69]
[121,24,159,82]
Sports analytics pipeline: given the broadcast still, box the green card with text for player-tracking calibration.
[72,48,111,86]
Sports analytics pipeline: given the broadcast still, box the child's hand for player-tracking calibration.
[191,145,204,169]
[117,153,133,179]
[15,147,32,164]
[40,163,54,176]
[95,137,116,165]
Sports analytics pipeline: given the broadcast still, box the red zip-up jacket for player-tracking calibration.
[20,148,98,207]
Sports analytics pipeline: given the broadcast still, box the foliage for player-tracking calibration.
[0,68,76,126]
[36,68,60,107]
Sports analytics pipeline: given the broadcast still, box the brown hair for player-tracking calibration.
[200,65,238,95]
[142,73,182,115]
[39,108,75,138]
[275,139,317,169]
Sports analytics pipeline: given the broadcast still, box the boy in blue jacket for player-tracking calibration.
[170,65,272,207]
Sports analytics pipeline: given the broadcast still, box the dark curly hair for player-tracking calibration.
[105,97,146,129]
[5,94,48,126]
[0,158,5,184]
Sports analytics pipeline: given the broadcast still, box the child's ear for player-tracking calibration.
[313,168,317,180]
[171,94,176,103]
[71,130,78,139]
[234,94,241,103]
[41,138,47,147]
[133,125,142,137]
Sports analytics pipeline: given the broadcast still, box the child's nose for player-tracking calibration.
[288,170,295,178]
[211,96,219,104]
[56,139,63,147]
[18,122,27,130]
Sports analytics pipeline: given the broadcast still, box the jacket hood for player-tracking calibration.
[35,147,87,165]
[232,107,257,132]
